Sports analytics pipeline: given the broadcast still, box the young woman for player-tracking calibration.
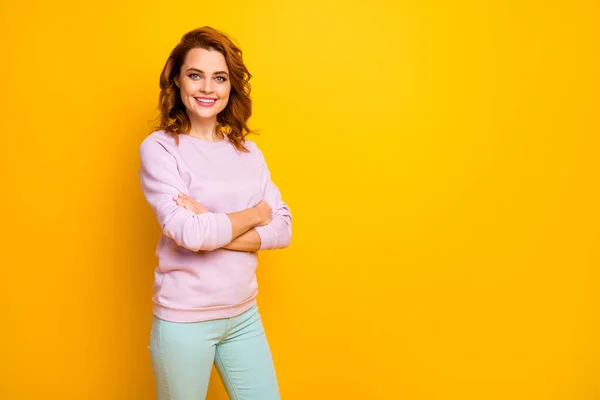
[138,26,292,400]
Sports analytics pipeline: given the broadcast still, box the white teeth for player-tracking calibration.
[197,98,215,103]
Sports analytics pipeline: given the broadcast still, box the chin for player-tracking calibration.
[193,110,219,120]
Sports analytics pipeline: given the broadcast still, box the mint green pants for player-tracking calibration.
[148,305,280,400]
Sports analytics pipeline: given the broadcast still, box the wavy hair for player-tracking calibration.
[156,26,255,152]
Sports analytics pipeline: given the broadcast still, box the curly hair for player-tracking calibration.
[156,26,256,152]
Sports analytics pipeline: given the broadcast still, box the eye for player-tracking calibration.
[215,76,227,83]
[189,73,201,79]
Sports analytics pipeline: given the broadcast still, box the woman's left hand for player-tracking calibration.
[174,193,209,214]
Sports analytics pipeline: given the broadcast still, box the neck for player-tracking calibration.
[187,115,223,142]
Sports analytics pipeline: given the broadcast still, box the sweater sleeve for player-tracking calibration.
[138,138,233,251]
[253,148,292,250]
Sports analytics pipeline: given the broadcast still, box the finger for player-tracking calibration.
[178,199,203,213]
[178,199,193,209]
[181,196,204,209]
[174,195,207,213]
[177,195,195,205]
[174,197,191,208]
[175,195,192,204]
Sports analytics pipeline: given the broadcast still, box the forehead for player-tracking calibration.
[182,47,228,72]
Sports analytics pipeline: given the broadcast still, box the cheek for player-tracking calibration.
[179,80,197,95]
[220,86,231,103]
[178,85,189,102]
[220,83,231,98]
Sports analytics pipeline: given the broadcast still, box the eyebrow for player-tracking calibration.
[185,68,229,76]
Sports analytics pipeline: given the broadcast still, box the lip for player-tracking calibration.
[194,97,218,107]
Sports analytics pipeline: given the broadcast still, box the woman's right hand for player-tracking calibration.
[254,200,273,226]
[174,193,209,214]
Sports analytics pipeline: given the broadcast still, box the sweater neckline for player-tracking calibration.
[180,133,230,147]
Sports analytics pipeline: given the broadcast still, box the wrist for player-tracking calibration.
[250,206,262,226]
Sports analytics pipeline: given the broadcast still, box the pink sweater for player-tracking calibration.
[138,130,292,322]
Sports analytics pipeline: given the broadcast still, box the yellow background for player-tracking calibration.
[1,0,599,399]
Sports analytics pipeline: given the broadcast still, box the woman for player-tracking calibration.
[138,26,292,400]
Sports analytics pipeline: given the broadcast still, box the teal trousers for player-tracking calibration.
[149,305,280,399]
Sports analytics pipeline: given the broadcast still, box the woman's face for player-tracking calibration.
[175,47,231,122]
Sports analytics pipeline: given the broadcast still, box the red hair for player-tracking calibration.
[156,26,255,152]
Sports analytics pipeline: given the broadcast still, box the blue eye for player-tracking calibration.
[215,76,227,83]
[189,73,201,79]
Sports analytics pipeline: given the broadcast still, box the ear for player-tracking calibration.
[174,75,180,88]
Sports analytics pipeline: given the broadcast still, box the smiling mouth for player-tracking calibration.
[195,97,217,104]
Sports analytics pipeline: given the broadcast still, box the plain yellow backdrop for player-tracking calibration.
[0,0,599,399]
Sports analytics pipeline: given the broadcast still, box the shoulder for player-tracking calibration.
[140,130,178,155]
[242,138,258,150]
[139,131,184,168]
[242,139,265,158]
[242,139,269,167]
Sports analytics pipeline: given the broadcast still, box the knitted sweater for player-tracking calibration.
[138,131,292,322]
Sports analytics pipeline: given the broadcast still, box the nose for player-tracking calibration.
[199,78,213,94]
